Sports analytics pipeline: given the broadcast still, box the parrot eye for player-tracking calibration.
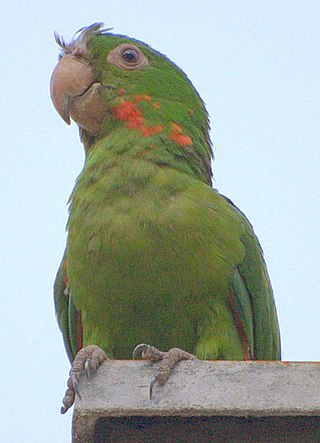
[122,48,139,63]
[107,44,148,70]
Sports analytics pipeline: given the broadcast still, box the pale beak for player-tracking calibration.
[50,55,95,124]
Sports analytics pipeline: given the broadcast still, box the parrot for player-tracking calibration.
[50,23,281,414]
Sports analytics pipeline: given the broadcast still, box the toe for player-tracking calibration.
[140,346,198,398]
[60,345,108,414]
[84,346,107,379]
[61,376,76,414]
[70,371,81,398]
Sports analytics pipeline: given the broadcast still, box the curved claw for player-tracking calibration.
[84,358,96,380]
[132,343,165,361]
[132,343,149,359]
[149,376,157,399]
[61,403,70,415]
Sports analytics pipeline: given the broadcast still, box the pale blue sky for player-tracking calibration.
[1,1,319,441]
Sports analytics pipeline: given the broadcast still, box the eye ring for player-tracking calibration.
[107,44,148,70]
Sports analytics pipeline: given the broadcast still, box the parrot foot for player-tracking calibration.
[133,344,198,398]
[60,345,108,414]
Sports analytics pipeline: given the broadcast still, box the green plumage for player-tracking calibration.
[54,26,280,364]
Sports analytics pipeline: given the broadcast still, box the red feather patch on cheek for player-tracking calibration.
[118,102,143,127]
[112,101,192,145]
[116,88,126,96]
[134,94,152,102]
[169,123,193,146]
[113,101,144,128]
[112,100,164,137]
[139,125,164,136]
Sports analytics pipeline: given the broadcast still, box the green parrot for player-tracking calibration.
[51,23,280,413]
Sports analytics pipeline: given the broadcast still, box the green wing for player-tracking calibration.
[225,197,281,360]
[54,253,82,363]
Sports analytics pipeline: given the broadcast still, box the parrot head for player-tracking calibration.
[50,23,212,183]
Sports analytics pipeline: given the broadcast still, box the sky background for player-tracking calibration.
[1,1,319,441]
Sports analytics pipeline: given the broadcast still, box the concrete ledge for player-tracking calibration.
[72,361,320,442]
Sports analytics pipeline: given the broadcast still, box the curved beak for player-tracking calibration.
[50,55,95,124]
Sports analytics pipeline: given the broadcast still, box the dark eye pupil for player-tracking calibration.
[122,49,138,63]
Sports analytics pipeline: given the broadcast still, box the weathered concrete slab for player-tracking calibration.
[72,360,320,442]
